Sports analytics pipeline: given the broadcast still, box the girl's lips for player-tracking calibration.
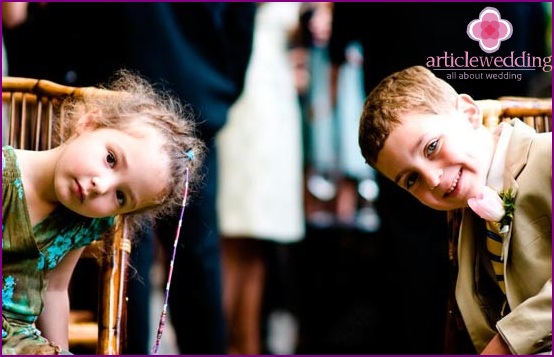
[75,179,84,202]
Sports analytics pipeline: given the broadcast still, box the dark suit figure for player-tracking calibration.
[121,3,256,354]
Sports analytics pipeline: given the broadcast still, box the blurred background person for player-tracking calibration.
[292,3,385,354]
[121,3,256,354]
[216,3,305,354]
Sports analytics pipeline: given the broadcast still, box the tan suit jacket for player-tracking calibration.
[456,119,552,354]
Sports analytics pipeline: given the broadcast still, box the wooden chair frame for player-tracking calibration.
[2,76,132,355]
[443,96,552,354]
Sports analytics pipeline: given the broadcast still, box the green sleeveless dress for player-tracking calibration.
[2,146,114,354]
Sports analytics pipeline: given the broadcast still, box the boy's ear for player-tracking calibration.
[456,94,482,129]
[75,109,102,133]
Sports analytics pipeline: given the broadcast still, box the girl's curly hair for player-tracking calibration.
[57,69,205,233]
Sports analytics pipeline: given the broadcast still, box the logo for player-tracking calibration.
[426,6,551,80]
[467,7,513,54]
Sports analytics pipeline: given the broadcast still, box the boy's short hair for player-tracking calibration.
[358,65,459,166]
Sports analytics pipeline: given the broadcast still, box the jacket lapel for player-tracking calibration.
[500,119,535,300]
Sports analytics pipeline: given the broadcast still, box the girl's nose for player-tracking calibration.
[91,176,112,195]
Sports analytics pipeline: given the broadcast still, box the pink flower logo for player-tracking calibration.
[467,7,512,54]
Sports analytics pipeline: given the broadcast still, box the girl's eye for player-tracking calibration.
[425,139,439,156]
[406,173,418,190]
[116,191,125,206]
[106,152,116,167]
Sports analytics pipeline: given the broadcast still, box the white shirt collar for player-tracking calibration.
[486,122,514,192]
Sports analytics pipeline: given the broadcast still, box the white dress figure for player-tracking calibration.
[217,2,304,243]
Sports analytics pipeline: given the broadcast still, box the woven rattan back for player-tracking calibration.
[2,76,130,355]
[477,96,552,132]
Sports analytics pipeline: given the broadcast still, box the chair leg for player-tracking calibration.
[97,217,132,355]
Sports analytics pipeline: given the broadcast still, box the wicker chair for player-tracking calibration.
[443,96,552,354]
[2,76,132,355]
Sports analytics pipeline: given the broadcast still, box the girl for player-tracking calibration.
[2,70,204,355]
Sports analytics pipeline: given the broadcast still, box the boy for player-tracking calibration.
[358,66,551,354]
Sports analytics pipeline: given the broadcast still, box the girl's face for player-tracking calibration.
[374,95,495,211]
[54,122,169,218]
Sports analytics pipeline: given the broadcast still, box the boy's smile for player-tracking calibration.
[374,103,495,211]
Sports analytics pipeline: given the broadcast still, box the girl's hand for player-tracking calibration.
[36,247,85,349]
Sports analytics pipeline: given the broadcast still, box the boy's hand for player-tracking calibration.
[467,186,505,222]
[481,334,511,355]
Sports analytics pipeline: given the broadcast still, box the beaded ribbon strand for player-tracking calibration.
[151,164,191,354]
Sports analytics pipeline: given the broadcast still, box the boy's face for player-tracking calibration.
[374,95,493,211]
[54,121,169,218]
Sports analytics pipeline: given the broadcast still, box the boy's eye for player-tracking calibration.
[106,152,116,167]
[425,139,439,156]
[116,191,125,206]
[406,173,418,189]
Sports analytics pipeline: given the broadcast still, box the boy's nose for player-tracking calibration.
[423,168,443,191]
